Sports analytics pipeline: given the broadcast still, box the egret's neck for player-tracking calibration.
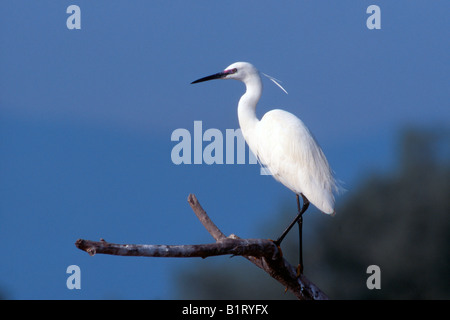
[237,76,262,147]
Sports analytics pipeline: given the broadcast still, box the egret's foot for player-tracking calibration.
[270,239,283,258]
[296,264,303,277]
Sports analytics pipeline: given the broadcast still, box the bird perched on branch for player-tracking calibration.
[192,62,340,274]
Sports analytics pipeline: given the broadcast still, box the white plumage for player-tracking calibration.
[192,61,340,272]
[255,109,337,214]
[227,62,338,215]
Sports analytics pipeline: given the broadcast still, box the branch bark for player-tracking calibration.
[75,193,329,300]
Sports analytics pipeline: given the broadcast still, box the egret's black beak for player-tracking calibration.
[191,72,226,84]
[191,68,237,84]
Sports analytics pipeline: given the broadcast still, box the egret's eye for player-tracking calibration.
[224,68,237,75]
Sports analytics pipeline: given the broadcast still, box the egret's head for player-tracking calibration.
[191,61,259,84]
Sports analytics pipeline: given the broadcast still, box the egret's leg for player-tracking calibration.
[297,194,309,274]
[274,194,309,254]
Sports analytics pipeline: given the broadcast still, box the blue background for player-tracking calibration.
[0,1,448,299]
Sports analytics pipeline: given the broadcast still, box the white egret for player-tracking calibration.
[191,62,339,274]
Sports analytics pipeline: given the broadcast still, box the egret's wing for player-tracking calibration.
[256,109,337,214]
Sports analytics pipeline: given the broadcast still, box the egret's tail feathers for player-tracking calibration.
[334,178,347,195]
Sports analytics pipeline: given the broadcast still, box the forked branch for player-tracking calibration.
[75,194,328,300]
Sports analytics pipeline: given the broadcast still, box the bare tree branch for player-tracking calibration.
[75,238,277,259]
[75,193,329,300]
[187,193,226,241]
